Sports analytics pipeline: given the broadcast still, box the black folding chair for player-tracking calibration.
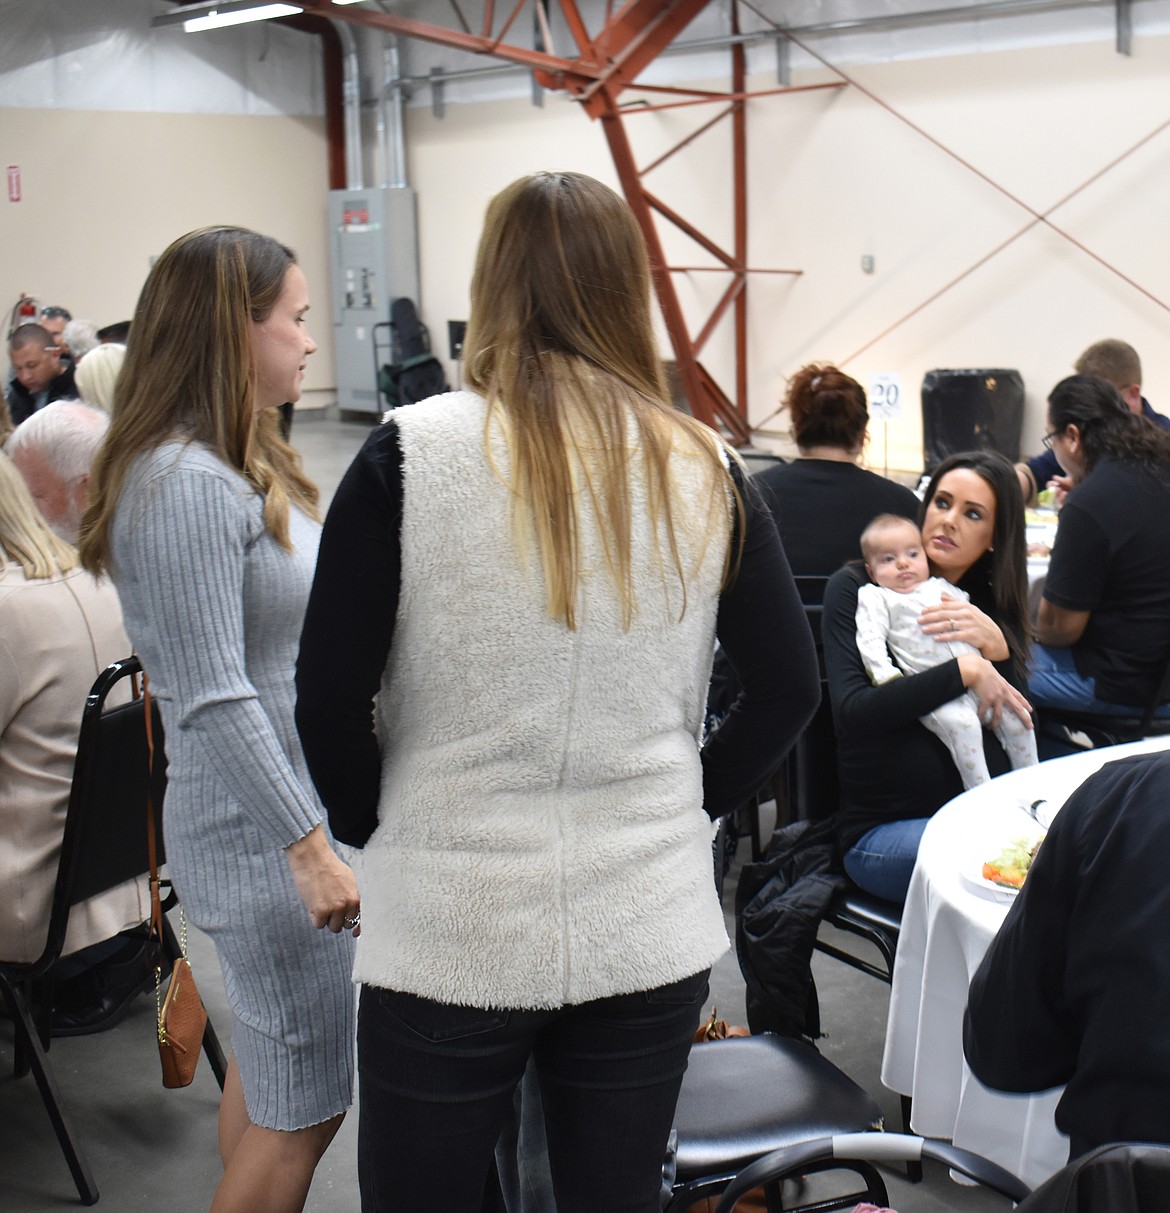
[0,656,227,1206]
[712,1132,1031,1212]
[1015,1142,1170,1213]
[665,1036,886,1211]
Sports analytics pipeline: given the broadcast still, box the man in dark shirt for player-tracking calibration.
[4,323,78,431]
[964,749,1170,1162]
[1015,339,1168,504]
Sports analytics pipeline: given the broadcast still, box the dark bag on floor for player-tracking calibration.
[735,818,846,1040]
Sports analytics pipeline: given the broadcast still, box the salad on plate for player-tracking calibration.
[982,835,1045,890]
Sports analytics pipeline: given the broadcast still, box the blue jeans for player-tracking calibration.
[356,969,710,1213]
[1028,644,1170,717]
[843,817,930,904]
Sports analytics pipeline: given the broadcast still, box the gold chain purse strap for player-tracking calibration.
[143,669,207,1088]
[143,669,168,1043]
[143,672,193,1047]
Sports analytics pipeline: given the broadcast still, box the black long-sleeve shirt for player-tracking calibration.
[296,422,820,847]
[823,562,1020,848]
[964,750,1170,1160]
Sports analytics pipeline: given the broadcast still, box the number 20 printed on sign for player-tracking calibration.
[869,373,902,422]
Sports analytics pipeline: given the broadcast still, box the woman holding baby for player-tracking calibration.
[823,450,1033,903]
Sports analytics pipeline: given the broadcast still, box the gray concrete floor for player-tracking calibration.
[0,412,1013,1210]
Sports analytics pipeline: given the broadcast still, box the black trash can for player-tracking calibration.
[921,368,1025,473]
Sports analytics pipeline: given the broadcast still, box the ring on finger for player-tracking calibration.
[344,913,361,929]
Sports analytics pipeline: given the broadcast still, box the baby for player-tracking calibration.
[856,514,1037,789]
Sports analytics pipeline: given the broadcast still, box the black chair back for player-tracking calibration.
[712,1132,1030,1212]
[0,655,226,1205]
[1015,1142,1170,1213]
[62,662,168,913]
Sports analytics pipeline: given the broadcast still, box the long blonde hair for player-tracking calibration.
[0,452,78,579]
[80,226,319,574]
[464,172,742,629]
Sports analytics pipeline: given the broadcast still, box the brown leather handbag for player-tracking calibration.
[144,673,208,1089]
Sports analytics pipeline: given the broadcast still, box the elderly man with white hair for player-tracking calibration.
[6,400,108,544]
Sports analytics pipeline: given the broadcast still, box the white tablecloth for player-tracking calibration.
[880,735,1170,1187]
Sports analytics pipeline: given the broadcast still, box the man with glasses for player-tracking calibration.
[4,322,78,434]
[1015,339,1169,504]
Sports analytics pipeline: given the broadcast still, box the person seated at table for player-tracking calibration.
[1029,375,1170,719]
[1015,338,1169,506]
[823,451,1033,903]
[706,362,918,726]
[753,362,920,575]
[856,514,1038,790]
[964,748,1170,1161]
[0,450,148,1032]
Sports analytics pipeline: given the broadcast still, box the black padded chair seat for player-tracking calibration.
[672,1034,885,1181]
[830,888,902,938]
[818,884,902,985]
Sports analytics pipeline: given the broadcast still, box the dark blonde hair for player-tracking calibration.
[783,363,868,452]
[80,226,318,573]
[1074,339,1141,390]
[463,172,742,629]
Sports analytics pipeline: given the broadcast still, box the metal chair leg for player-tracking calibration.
[0,978,99,1205]
[901,1094,922,1183]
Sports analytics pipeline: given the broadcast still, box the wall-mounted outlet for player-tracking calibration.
[448,319,467,361]
[861,254,875,274]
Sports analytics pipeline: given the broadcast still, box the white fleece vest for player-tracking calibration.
[352,391,732,1009]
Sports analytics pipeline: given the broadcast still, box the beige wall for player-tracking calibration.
[406,34,1170,474]
[4,29,1169,459]
[0,107,334,394]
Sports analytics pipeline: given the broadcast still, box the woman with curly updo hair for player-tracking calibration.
[753,363,919,575]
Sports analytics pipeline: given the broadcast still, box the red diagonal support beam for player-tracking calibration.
[301,0,602,83]
[575,0,713,115]
[304,0,796,442]
[644,190,735,267]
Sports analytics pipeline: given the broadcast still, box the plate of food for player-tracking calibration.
[962,833,1045,902]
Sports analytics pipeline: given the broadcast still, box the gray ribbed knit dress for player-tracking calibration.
[109,441,355,1130]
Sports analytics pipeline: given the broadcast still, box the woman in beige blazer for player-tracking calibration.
[0,451,142,977]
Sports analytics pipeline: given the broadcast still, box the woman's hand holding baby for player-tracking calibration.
[957,654,1033,730]
[919,600,1010,662]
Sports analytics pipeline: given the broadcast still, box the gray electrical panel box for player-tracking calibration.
[327,186,421,415]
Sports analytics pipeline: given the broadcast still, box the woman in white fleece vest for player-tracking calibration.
[296,172,819,1213]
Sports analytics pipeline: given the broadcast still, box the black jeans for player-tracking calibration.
[357,968,710,1213]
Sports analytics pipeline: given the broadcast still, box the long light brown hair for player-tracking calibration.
[463,172,742,630]
[80,226,318,573]
[0,451,78,580]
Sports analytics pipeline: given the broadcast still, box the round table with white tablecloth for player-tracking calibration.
[880,735,1170,1188]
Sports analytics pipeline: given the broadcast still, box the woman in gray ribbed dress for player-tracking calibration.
[81,227,359,1213]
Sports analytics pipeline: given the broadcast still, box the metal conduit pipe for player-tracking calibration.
[333,19,364,190]
[383,0,1120,90]
[384,36,409,189]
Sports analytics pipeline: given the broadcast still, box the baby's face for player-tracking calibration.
[866,524,930,593]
